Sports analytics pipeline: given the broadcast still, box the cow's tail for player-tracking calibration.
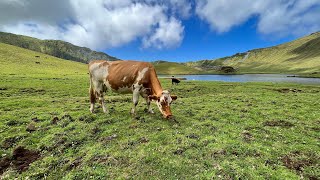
[89,73,96,104]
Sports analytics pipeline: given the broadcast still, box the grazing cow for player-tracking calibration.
[88,60,177,118]
[172,78,180,85]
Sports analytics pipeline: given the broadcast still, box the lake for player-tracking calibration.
[161,74,320,84]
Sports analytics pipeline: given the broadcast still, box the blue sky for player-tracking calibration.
[106,15,296,62]
[0,0,319,62]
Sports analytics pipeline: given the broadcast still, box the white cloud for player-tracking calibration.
[0,0,186,50]
[195,0,320,36]
[142,17,184,49]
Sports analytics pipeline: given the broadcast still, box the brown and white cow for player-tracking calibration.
[88,60,177,118]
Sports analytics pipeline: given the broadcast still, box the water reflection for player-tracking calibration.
[160,74,320,84]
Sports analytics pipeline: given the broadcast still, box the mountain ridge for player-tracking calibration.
[0,31,118,64]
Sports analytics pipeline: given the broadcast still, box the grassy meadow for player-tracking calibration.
[1,43,320,179]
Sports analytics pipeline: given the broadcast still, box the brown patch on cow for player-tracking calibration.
[275,88,302,93]
[106,61,153,91]
[281,151,317,172]
[263,120,294,127]
[0,146,41,174]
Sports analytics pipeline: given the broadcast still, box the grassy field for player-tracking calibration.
[1,43,320,179]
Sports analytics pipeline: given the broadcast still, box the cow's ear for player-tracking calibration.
[171,95,177,101]
[148,95,159,101]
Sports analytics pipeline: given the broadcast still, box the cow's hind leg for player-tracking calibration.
[131,85,141,114]
[89,86,96,113]
[93,80,108,113]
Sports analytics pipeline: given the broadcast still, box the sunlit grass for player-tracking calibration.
[0,42,319,179]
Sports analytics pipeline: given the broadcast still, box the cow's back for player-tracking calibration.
[107,61,153,90]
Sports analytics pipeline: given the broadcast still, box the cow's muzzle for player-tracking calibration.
[164,114,173,119]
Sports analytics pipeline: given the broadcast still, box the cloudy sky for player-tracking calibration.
[1,0,320,62]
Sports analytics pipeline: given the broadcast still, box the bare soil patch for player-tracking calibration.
[0,146,40,175]
[281,151,317,172]
[263,120,294,128]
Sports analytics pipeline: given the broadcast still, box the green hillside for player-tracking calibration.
[152,61,201,74]
[0,42,87,76]
[0,32,118,64]
[187,32,320,76]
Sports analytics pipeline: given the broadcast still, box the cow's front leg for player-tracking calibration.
[99,94,108,113]
[145,96,154,114]
[131,86,140,114]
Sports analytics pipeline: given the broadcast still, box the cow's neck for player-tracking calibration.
[149,69,163,97]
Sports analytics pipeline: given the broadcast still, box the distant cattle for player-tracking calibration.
[35,55,40,58]
[172,78,180,85]
[88,60,177,118]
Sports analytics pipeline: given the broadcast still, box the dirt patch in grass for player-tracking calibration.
[186,134,200,139]
[67,157,82,171]
[0,146,40,174]
[6,120,25,126]
[242,130,254,142]
[78,115,95,123]
[275,88,302,93]
[1,136,25,149]
[173,148,185,155]
[263,120,294,128]
[281,151,317,172]
[19,88,45,94]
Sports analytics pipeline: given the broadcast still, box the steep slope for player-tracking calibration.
[0,32,118,64]
[187,32,320,74]
[0,42,87,76]
[152,61,201,74]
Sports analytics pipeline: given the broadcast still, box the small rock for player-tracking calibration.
[26,122,36,133]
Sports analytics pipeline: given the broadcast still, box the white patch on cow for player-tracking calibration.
[122,76,127,82]
[137,67,149,82]
[90,63,109,81]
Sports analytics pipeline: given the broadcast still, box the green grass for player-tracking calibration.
[1,43,320,179]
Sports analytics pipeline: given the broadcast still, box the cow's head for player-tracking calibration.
[149,90,177,119]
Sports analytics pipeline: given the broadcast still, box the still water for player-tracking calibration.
[161,74,320,84]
